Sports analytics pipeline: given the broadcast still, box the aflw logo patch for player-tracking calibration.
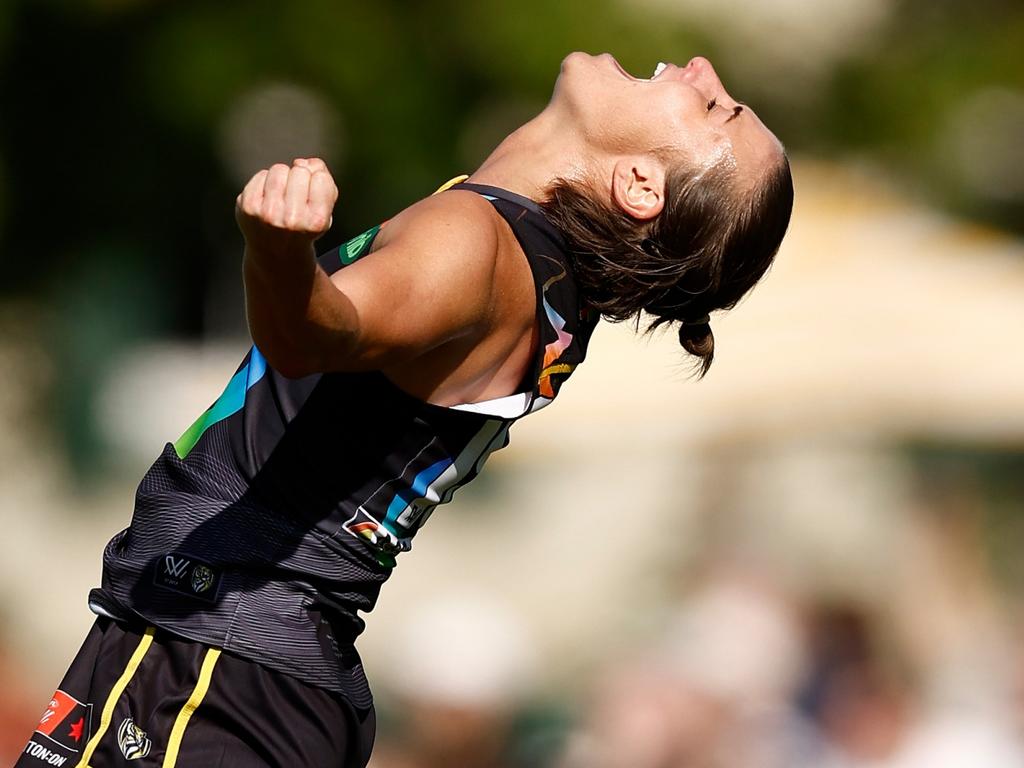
[164,555,189,578]
[116,717,151,760]
[153,551,222,603]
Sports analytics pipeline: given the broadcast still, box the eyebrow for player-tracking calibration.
[725,104,744,123]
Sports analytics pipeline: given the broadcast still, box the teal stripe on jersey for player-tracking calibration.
[173,346,267,459]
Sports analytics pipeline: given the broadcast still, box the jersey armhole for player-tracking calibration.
[441,184,549,415]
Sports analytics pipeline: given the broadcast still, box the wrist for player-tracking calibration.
[244,234,316,258]
[242,237,317,273]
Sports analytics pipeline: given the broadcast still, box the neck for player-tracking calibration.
[467,107,592,203]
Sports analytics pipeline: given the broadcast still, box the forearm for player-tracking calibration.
[235,157,348,376]
[242,243,359,377]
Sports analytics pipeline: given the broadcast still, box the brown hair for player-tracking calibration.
[540,152,794,377]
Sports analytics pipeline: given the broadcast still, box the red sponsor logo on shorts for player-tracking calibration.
[35,690,91,752]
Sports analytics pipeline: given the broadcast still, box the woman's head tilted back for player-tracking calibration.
[540,53,794,377]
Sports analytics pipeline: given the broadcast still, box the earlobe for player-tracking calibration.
[611,159,665,221]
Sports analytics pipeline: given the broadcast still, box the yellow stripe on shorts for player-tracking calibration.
[76,626,156,768]
[162,647,221,768]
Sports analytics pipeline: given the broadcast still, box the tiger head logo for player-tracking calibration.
[191,565,215,594]
[117,716,151,760]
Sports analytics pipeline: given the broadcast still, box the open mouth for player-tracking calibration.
[610,56,669,82]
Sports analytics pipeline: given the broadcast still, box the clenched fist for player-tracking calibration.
[235,157,338,256]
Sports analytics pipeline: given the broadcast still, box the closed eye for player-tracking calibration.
[706,98,717,111]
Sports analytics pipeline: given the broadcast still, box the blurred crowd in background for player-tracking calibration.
[2,1,1024,766]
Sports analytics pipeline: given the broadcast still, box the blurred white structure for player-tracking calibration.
[385,591,538,708]
[2,159,1024,720]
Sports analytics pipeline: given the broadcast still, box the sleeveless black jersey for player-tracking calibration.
[88,180,599,709]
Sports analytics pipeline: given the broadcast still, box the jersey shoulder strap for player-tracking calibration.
[447,179,599,414]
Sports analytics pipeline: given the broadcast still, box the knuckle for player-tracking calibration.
[313,170,337,189]
[262,199,283,222]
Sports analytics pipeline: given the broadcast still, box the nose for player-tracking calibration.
[685,56,728,99]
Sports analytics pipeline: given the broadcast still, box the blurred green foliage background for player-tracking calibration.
[3,5,1024,765]
[1,0,1023,477]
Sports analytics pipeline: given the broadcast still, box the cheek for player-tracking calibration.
[645,91,696,143]
[588,97,658,150]
[652,95,722,160]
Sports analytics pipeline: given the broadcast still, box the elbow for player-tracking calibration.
[249,324,319,379]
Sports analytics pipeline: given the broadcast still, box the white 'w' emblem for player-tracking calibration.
[164,555,190,578]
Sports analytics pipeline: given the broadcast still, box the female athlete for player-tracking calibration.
[18,52,792,768]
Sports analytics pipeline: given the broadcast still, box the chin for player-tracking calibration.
[550,52,606,118]
[556,51,602,87]
[558,50,589,76]
[553,53,582,96]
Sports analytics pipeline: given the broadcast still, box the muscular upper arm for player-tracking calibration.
[308,191,501,373]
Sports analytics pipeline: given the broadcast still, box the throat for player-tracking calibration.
[469,112,586,203]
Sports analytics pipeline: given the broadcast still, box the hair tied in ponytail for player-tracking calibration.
[677,313,711,347]
[677,314,715,375]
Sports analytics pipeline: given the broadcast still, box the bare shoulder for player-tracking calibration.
[375,189,500,262]
[333,188,504,317]
[318,188,508,371]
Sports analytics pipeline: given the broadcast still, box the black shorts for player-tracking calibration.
[16,617,375,768]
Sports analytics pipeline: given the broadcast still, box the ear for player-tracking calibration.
[610,158,666,221]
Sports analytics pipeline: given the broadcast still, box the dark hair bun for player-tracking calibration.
[677,320,714,377]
